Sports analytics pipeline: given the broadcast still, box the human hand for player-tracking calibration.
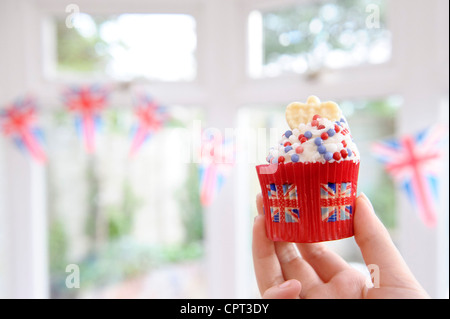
[252,193,430,299]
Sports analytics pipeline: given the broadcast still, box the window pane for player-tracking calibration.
[56,14,197,81]
[44,105,206,298]
[248,0,391,78]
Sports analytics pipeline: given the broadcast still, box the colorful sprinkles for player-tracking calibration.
[267,114,357,164]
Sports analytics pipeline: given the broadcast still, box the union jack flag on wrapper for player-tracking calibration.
[320,182,353,222]
[266,183,299,223]
[372,125,447,228]
[256,160,359,243]
[0,96,46,163]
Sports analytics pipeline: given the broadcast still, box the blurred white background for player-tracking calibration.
[0,0,448,298]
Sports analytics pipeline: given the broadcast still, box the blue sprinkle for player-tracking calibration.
[285,130,293,138]
[304,131,312,139]
[335,121,342,126]
[284,146,293,153]
[314,137,323,146]
[317,145,327,154]
[291,154,300,162]
[324,152,333,161]
[347,148,352,157]
[340,118,346,123]
[327,129,335,137]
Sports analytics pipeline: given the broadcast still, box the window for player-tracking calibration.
[54,13,197,81]
[45,104,206,298]
[248,0,391,78]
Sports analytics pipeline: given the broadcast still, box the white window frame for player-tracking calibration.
[0,0,448,298]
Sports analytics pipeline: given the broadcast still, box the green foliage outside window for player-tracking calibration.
[56,16,111,73]
[262,0,388,71]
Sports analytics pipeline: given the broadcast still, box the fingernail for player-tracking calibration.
[278,280,291,289]
[360,192,375,212]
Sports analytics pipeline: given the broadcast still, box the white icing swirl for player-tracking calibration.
[266,116,360,164]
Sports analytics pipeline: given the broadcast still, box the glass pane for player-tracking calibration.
[240,96,400,263]
[56,14,197,81]
[44,104,206,298]
[248,0,391,78]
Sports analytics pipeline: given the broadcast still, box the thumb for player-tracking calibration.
[354,193,421,288]
[262,279,302,299]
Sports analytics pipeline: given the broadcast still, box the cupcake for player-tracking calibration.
[256,96,360,243]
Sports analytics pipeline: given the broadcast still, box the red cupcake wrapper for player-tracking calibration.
[256,161,360,243]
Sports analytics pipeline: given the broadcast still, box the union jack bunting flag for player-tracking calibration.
[266,183,299,223]
[320,182,353,222]
[371,125,446,228]
[0,97,46,162]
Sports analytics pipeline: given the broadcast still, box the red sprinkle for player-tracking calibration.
[300,137,307,143]
[298,134,304,141]
[321,132,329,140]
[340,149,348,159]
[284,141,291,147]
[312,114,321,121]
[278,156,285,163]
[311,120,319,127]
[341,140,347,147]
[318,124,326,130]
[334,124,340,132]
[295,146,304,154]
[333,152,341,161]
